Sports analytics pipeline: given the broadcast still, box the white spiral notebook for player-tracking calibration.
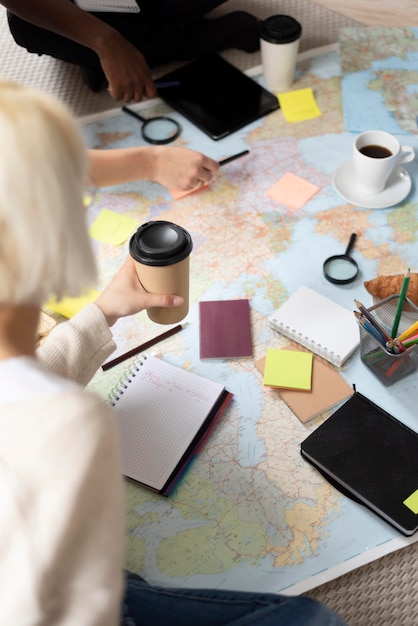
[109,354,233,495]
[268,286,360,367]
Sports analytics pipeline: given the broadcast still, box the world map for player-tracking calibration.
[83,40,418,595]
[340,27,418,134]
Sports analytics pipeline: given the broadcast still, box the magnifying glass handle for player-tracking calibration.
[345,233,357,257]
[122,106,146,123]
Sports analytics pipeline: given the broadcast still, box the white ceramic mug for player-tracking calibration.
[259,15,302,94]
[353,130,415,194]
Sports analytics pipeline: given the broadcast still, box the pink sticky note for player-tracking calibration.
[267,172,319,210]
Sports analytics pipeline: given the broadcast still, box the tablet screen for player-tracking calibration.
[157,54,279,140]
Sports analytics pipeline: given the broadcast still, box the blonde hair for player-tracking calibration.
[0,81,97,305]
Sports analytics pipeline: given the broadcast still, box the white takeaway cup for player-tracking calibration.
[259,15,302,94]
[353,130,415,194]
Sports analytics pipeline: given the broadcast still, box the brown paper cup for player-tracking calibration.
[129,221,192,325]
[133,256,190,324]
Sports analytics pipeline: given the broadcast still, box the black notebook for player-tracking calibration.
[157,53,279,140]
[110,354,233,495]
[301,392,418,535]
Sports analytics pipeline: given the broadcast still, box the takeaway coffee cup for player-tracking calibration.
[129,221,193,324]
[353,130,415,194]
[259,15,302,93]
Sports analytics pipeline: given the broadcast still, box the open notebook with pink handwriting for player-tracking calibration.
[109,354,233,495]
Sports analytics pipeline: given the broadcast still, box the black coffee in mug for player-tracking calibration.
[359,144,392,158]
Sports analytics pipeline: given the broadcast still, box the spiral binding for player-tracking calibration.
[108,353,147,406]
[75,0,140,12]
[268,319,342,367]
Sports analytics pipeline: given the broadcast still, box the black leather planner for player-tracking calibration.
[301,392,418,536]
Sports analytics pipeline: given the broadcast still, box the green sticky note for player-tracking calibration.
[403,489,418,514]
[263,348,313,390]
[278,88,321,123]
[45,288,100,318]
[89,208,137,245]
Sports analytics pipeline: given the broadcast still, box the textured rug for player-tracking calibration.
[1,1,418,624]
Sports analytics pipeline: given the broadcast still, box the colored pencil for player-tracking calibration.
[354,299,391,342]
[402,336,418,348]
[397,319,418,343]
[355,311,387,347]
[391,268,410,338]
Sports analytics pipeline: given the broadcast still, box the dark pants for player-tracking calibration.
[121,570,347,626]
[7,0,228,69]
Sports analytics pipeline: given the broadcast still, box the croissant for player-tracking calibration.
[364,273,418,306]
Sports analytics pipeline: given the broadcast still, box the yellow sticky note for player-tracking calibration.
[45,288,100,318]
[89,208,137,245]
[278,88,321,123]
[403,489,418,514]
[267,172,319,210]
[263,348,313,390]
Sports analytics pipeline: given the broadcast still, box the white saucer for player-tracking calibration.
[333,160,412,209]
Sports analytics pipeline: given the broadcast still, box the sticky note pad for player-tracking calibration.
[403,489,418,514]
[45,288,100,318]
[263,348,313,390]
[267,172,319,210]
[170,183,208,200]
[89,208,137,245]
[278,87,321,123]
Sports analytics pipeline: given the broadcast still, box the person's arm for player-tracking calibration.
[38,256,183,384]
[88,146,220,190]
[3,0,156,101]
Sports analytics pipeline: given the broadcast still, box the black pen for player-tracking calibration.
[155,80,180,88]
[219,150,250,166]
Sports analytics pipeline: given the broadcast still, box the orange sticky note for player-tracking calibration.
[170,182,209,200]
[267,172,319,210]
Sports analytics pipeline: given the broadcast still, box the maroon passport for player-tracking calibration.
[199,299,253,358]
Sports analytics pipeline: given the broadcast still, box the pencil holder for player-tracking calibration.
[358,295,418,386]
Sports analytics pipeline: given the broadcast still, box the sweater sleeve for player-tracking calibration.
[37,304,116,386]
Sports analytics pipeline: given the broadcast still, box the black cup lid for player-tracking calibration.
[129,221,193,266]
[259,15,302,44]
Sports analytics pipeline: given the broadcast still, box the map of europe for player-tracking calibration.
[83,37,418,595]
[340,27,418,134]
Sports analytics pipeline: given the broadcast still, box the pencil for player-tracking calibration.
[102,324,183,371]
[354,299,391,342]
[397,319,418,343]
[402,336,418,348]
[219,150,250,166]
[354,311,387,347]
[391,268,411,338]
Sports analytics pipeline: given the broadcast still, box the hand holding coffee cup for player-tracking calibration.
[129,221,192,325]
[353,130,415,195]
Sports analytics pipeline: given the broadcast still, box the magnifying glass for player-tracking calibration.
[122,105,181,145]
[323,233,359,284]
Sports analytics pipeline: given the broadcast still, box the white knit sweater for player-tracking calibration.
[0,304,124,626]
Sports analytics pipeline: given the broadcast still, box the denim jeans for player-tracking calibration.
[121,571,347,626]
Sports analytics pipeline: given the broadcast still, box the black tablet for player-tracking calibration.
[156,54,279,140]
